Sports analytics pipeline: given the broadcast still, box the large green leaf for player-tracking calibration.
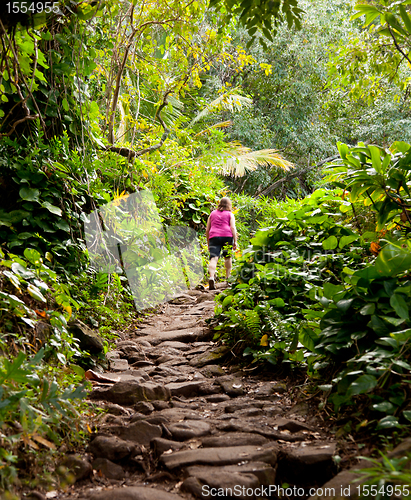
[390,293,409,320]
[299,327,317,352]
[27,284,47,302]
[339,235,359,248]
[41,202,62,216]
[347,374,378,396]
[19,187,40,202]
[375,244,411,277]
[322,235,338,250]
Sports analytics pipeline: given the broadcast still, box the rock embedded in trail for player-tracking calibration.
[165,380,221,398]
[200,365,225,377]
[68,319,104,354]
[92,458,125,480]
[155,341,192,351]
[151,437,185,457]
[278,442,337,484]
[90,380,170,405]
[188,345,231,367]
[168,420,211,440]
[116,420,162,445]
[252,380,287,398]
[216,375,245,396]
[182,470,259,500]
[140,326,207,345]
[87,435,138,461]
[160,444,278,469]
[109,358,130,371]
[201,432,269,448]
[134,401,155,414]
[186,462,277,485]
[85,486,186,500]
[61,454,92,481]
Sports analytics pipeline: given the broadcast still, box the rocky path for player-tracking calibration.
[57,285,339,500]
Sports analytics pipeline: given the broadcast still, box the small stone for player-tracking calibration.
[201,432,269,448]
[238,408,263,418]
[131,361,155,368]
[253,381,287,399]
[224,402,252,413]
[165,380,221,398]
[92,458,125,480]
[129,412,146,423]
[101,403,131,416]
[189,345,231,368]
[200,366,226,377]
[141,327,205,346]
[146,415,170,426]
[118,420,162,445]
[88,435,137,461]
[152,401,170,410]
[157,408,203,422]
[205,394,230,403]
[216,376,244,397]
[62,455,92,481]
[156,341,192,351]
[168,420,211,441]
[275,417,313,433]
[151,437,185,457]
[156,354,176,364]
[106,351,121,360]
[264,405,284,417]
[109,359,129,372]
[134,402,155,415]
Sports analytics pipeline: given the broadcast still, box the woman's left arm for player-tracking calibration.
[230,213,237,250]
[206,216,211,248]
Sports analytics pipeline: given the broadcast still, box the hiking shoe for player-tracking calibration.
[209,278,215,290]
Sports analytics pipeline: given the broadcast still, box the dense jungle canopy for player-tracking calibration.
[2,0,411,496]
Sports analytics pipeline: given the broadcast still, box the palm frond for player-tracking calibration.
[221,142,293,178]
[194,120,232,137]
[190,91,252,125]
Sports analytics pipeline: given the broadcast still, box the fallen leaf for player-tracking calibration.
[85,370,120,383]
[32,434,56,449]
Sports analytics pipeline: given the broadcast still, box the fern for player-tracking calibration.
[244,309,261,338]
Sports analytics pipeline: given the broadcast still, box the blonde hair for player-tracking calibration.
[217,197,232,211]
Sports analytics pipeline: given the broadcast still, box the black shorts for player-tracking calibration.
[209,236,234,258]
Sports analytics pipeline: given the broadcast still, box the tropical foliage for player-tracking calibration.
[1,0,411,493]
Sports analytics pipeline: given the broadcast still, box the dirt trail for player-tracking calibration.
[56,285,339,500]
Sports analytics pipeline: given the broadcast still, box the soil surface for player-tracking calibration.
[34,285,346,500]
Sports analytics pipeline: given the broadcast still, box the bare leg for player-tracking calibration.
[208,256,218,280]
[224,257,232,278]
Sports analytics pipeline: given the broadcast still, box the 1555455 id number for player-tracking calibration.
[6,2,60,14]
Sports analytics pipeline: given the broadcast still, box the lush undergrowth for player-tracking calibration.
[214,141,411,445]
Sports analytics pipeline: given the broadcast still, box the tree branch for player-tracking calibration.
[107,91,171,160]
[256,154,340,198]
[387,24,411,67]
